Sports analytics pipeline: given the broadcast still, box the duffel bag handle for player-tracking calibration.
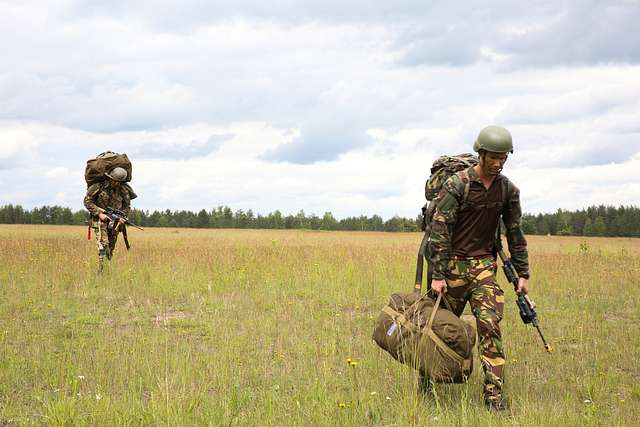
[427,294,442,329]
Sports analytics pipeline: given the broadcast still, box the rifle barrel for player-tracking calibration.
[533,322,553,353]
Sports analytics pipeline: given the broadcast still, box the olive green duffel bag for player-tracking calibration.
[372,293,476,383]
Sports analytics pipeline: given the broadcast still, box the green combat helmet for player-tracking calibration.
[473,125,513,153]
[105,167,128,182]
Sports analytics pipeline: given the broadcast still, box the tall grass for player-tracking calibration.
[0,225,638,425]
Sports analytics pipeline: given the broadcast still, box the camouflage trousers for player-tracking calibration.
[437,257,505,401]
[92,219,119,270]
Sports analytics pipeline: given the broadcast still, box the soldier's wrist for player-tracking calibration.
[518,271,530,280]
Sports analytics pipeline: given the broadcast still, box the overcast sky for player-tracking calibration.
[1,0,639,219]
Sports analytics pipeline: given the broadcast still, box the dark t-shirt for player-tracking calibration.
[451,173,504,258]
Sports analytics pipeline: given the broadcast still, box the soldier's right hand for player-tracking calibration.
[431,279,448,294]
[98,212,108,222]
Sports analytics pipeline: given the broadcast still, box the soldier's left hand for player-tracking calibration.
[516,277,529,295]
[118,218,126,225]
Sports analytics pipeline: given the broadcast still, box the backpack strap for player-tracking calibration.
[86,181,106,198]
[495,176,515,253]
[500,176,514,211]
[456,168,473,205]
[458,169,512,207]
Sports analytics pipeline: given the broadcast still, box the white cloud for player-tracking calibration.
[0,1,639,216]
[512,159,640,214]
[46,167,69,178]
[54,192,67,205]
[0,126,39,170]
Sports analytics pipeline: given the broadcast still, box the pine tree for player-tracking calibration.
[592,216,606,236]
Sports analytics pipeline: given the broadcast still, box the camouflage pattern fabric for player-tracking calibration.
[428,167,529,280]
[92,218,119,265]
[426,165,530,403]
[438,257,505,402]
[84,182,131,218]
[84,181,131,270]
[501,180,528,276]
[425,153,478,201]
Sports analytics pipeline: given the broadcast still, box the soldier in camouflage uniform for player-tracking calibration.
[427,126,529,414]
[83,167,131,273]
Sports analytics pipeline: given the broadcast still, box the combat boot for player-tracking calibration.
[97,257,105,275]
[418,374,433,395]
[97,248,107,275]
[485,397,509,415]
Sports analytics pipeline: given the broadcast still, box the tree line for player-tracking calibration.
[0,204,421,232]
[0,204,638,236]
[521,205,640,237]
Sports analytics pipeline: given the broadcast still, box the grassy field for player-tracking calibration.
[0,225,639,426]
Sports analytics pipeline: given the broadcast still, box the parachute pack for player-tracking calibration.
[85,151,133,187]
[84,151,137,199]
[372,292,476,383]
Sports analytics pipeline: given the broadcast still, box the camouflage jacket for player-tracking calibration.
[83,181,131,218]
[428,167,529,280]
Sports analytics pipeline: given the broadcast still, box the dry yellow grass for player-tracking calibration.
[0,225,638,425]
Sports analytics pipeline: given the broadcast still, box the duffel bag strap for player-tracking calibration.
[428,289,454,312]
[441,294,454,312]
[385,292,429,326]
[425,329,466,365]
[425,295,467,366]
[426,294,442,330]
[382,306,419,333]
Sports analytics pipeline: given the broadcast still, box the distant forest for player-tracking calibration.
[0,204,638,237]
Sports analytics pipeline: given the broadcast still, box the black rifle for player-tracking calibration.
[497,249,552,353]
[103,207,144,250]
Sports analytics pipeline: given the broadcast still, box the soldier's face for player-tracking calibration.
[481,151,508,176]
